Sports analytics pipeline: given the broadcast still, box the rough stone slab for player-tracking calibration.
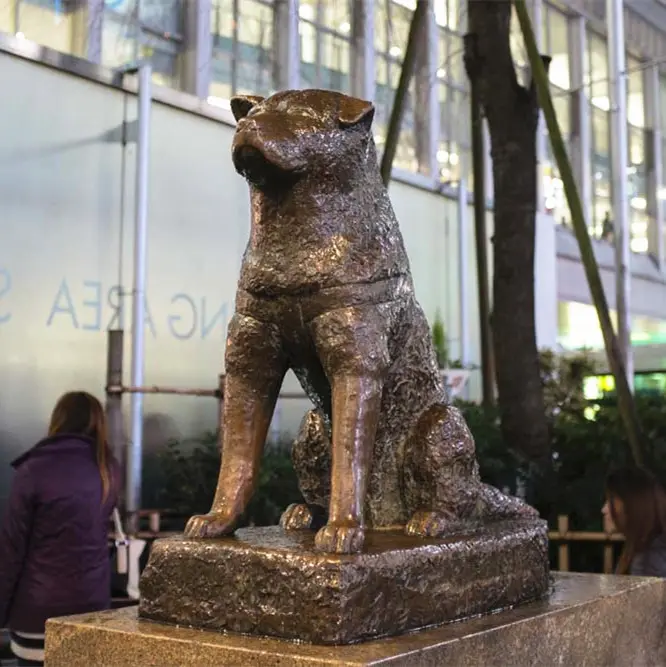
[137,520,549,644]
[45,573,666,666]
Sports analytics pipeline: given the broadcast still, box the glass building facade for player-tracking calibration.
[1,0,666,260]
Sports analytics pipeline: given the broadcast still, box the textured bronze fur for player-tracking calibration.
[184,89,536,554]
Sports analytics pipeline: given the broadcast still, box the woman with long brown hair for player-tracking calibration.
[602,466,666,577]
[0,391,119,666]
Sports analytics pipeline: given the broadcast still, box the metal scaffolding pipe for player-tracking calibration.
[112,385,219,398]
[127,63,152,530]
[105,330,125,468]
[607,0,634,391]
[107,383,305,401]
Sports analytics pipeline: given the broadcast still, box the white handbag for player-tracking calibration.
[112,508,146,601]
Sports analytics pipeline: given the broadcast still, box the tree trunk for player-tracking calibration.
[466,1,550,465]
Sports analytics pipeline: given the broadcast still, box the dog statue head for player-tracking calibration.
[230,89,376,193]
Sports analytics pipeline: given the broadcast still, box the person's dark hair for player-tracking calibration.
[47,391,113,503]
[606,466,666,574]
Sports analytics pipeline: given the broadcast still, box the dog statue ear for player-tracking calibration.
[230,95,265,122]
[338,97,375,132]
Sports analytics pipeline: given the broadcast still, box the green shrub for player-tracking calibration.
[540,348,597,418]
[149,397,666,528]
[145,348,666,574]
[431,311,448,369]
[149,433,303,527]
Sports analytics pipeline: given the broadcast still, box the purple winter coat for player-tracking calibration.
[0,434,119,634]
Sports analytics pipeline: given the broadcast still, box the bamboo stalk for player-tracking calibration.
[513,0,644,466]
[603,513,616,573]
[464,32,495,409]
[548,532,624,542]
[557,515,570,571]
[380,0,428,186]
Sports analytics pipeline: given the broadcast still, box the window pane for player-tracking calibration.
[0,1,14,34]
[627,56,644,128]
[211,0,233,40]
[17,0,76,55]
[102,17,139,68]
[102,1,182,89]
[374,55,395,138]
[547,7,570,90]
[374,0,427,175]
[376,0,412,58]
[433,0,459,30]
[139,0,183,35]
[510,6,529,86]
[395,81,418,172]
[238,1,273,49]
[299,20,317,65]
[210,0,274,98]
[510,6,527,69]
[209,0,233,100]
[209,59,233,101]
[236,55,272,96]
[587,33,609,111]
[438,85,470,186]
[544,85,571,224]
[321,1,351,30]
[139,39,179,88]
[298,0,317,22]
[629,127,648,253]
[438,30,464,87]
[591,108,611,238]
[374,0,389,52]
[320,32,350,85]
[553,89,570,136]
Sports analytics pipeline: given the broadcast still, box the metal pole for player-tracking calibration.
[607,0,633,391]
[127,63,152,533]
[458,177,470,369]
[105,330,125,489]
[231,0,239,94]
[13,0,20,34]
[380,0,428,187]
[273,0,299,90]
[113,385,218,397]
[350,0,375,102]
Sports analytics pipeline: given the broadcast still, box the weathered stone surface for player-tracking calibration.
[138,521,548,645]
[46,573,666,667]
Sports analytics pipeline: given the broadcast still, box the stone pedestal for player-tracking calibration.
[138,520,549,644]
[45,573,666,666]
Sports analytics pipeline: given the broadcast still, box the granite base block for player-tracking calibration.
[137,520,549,644]
[45,573,666,666]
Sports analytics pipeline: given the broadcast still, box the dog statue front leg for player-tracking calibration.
[185,313,286,539]
[314,375,382,554]
[310,305,389,554]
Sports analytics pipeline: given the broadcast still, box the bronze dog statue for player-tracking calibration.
[184,89,536,554]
